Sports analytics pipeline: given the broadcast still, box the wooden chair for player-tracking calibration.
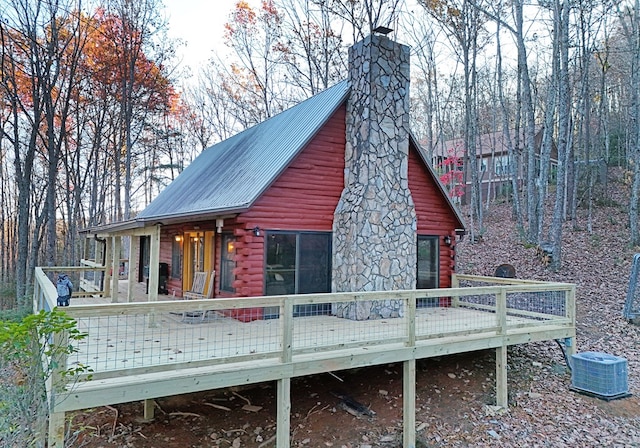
[183,271,207,300]
[182,271,216,322]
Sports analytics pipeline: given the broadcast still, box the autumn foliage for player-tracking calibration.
[438,148,465,199]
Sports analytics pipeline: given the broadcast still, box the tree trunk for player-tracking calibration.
[549,0,571,271]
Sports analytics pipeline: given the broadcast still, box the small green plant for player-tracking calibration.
[590,234,603,249]
[0,309,90,447]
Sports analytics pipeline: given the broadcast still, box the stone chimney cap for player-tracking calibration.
[372,25,393,35]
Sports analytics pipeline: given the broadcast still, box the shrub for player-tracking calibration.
[0,310,89,447]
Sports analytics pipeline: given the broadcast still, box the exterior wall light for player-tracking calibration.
[253,226,261,237]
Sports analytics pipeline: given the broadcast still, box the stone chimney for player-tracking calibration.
[332,33,417,320]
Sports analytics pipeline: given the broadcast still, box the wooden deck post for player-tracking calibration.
[276,378,291,448]
[496,288,508,408]
[48,324,69,447]
[143,399,155,420]
[496,346,508,408]
[451,273,460,307]
[403,359,416,448]
[566,285,577,357]
[48,411,65,447]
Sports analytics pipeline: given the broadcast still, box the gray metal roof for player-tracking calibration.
[137,80,350,223]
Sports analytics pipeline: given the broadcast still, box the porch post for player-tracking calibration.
[276,377,291,448]
[104,236,113,299]
[403,359,416,448]
[127,236,139,303]
[148,225,160,302]
[111,236,121,303]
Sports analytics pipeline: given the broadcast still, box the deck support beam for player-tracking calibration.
[496,345,508,408]
[403,359,416,448]
[276,378,291,448]
[48,411,65,447]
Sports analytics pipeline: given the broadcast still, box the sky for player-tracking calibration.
[162,0,243,76]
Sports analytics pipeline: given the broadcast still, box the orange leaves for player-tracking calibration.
[80,10,174,112]
[224,1,257,40]
[224,0,282,43]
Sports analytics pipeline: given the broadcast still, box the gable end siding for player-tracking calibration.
[408,145,460,288]
[233,105,347,298]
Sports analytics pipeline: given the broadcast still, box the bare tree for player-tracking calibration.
[617,0,640,245]
[278,0,347,96]
[546,0,571,271]
[316,0,405,41]
[105,0,169,221]
[418,0,487,240]
[223,0,288,123]
[0,0,86,297]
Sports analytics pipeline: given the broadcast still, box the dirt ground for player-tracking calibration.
[71,349,509,447]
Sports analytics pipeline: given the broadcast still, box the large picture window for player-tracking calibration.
[220,234,236,292]
[265,232,331,295]
[417,235,439,290]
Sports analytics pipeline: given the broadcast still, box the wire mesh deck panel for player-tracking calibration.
[33,269,575,414]
[51,282,574,380]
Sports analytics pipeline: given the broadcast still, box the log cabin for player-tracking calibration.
[86,33,464,321]
[42,34,576,448]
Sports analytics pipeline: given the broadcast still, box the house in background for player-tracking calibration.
[85,33,465,320]
[434,128,558,202]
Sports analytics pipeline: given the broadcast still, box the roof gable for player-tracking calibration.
[137,80,349,223]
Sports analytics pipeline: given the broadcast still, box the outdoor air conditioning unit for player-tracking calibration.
[571,352,630,400]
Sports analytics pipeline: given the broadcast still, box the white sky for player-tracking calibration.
[163,0,246,75]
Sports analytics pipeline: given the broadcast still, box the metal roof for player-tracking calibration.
[137,80,350,223]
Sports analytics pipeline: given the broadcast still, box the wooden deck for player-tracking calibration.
[34,270,576,448]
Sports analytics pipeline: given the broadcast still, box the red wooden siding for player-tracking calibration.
[156,104,462,311]
[408,144,461,288]
[224,105,347,319]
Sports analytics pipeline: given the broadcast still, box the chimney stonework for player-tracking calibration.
[332,34,417,320]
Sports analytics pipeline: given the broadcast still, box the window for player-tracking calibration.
[171,238,182,279]
[220,234,236,292]
[265,232,331,295]
[189,234,205,272]
[417,235,439,290]
[265,232,331,317]
[494,155,512,176]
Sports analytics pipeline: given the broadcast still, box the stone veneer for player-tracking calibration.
[332,34,417,320]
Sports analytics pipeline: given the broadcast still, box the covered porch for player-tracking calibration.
[34,269,576,448]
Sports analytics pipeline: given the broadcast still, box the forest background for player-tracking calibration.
[1,0,640,309]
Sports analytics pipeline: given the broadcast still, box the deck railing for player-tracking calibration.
[33,268,575,387]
